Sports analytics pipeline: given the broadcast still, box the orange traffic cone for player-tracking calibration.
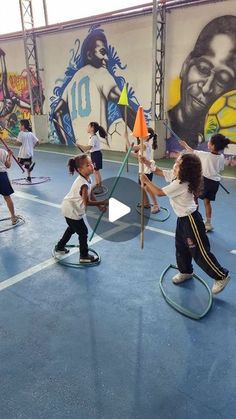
[132,106,148,138]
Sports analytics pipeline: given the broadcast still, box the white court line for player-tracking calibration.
[15,191,175,237]
[15,190,61,208]
[145,225,174,237]
[0,222,128,292]
[0,238,100,292]
[5,191,234,291]
[11,146,139,167]
[11,145,236,178]
[2,192,174,292]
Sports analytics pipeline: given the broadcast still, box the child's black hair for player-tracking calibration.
[210,134,230,152]
[90,122,107,139]
[148,128,158,150]
[20,119,32,132]
[178,153,202,196]
[68,154,89,175]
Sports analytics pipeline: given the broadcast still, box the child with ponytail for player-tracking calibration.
[54,154,108,263]
[76,122,107,194]
[16,119,39,182]
[132,127,160,214]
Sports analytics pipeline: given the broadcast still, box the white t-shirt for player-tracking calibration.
[194,150,224,181]
[0,149,7,172]
[162,169,197,217]
[88,134,101,153]
[61,174,92,220]
[62,65,116,143]
[17,131,39,159]
[138,141,152,174]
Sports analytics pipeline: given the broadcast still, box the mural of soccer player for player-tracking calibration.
[51,26,139,145]
[0,48,31,120]
[168,15,236,150]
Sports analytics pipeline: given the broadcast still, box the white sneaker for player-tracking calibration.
[151,204,160,214]
[205,221,214,232]
[172,273,193,284]
[54,245,70,255]
[212,275,230,294]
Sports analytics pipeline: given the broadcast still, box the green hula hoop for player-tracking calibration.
[0,216,25,233]
[159,264,213,320]
[53,245,101,268]
[136,205,170,222]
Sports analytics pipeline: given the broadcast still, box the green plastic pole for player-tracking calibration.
[89,146,132,241]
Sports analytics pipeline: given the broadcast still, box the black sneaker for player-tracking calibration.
[26,176,31,182]
[29,162,35,172]
[80,254,98,263]
[54,245,70,255]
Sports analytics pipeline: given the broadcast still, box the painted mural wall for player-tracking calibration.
[0,0,236,161]
[0,39,43,139]
[40,17,152,151]
[165,0,236,164]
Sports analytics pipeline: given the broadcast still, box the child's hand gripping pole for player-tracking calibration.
[0,136,25,173]
[89,145,133,242]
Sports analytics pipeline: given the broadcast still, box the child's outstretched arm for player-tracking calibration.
[76,143,92,152]
[140,173,166,197]
[179,140,194,152]
[139,156,164,177]
[5,150,13,168]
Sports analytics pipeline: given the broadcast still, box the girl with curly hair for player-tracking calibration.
[140,153,230,295]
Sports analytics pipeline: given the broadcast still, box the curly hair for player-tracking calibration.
[178,153,202,196]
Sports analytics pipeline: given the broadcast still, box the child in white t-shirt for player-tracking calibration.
[16,119,39,182]
[0,148,20,224]
[132,128,160,214]
[76,121,108,194]
[55,154,108,263]
[180,134,230,232]
[140,152,230,295]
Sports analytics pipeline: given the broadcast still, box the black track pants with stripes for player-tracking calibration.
[175,210,228,281]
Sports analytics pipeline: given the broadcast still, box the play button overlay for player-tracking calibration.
[86,176,150,242]
[109,198,131,222]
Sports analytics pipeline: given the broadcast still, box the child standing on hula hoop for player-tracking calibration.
[15,119,39,183]
[140,152,230,295]
[76,122,107,194]
[132,127,160,214]
[55,154,108,263]
[0,147,20,225]
[179,134,230,232]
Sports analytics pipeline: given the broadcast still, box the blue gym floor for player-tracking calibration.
[1,149,236,419]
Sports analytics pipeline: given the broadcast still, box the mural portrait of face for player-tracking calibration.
[168,15,236,148]
[87,39,108,68]
[82,32,109,69]
[181,34,236,119]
